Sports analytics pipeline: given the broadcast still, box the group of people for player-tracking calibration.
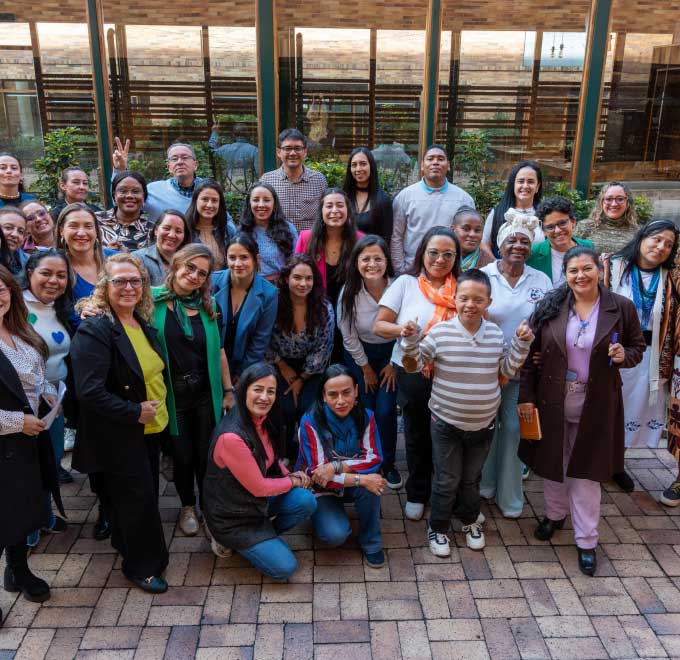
[1,127,679,620]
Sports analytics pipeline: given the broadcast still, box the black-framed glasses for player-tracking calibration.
[543,218,572,233]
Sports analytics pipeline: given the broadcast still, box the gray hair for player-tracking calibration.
[167,143,196,160]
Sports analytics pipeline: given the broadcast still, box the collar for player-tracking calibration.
[23,289,54,307]
[420,177,449,194]
[489,260,531,287]
[280,165,308,183]
[453,315,486,342]
[250,413,268,433]
[169,175,202,196]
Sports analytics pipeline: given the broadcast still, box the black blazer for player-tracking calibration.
[71,311,166,475]
[0,345,64,546]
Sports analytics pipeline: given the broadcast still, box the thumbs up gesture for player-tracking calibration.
[515,319,534,343]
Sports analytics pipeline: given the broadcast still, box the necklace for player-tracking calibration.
[0,191,20,201]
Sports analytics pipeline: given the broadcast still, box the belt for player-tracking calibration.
[566,380,587,393]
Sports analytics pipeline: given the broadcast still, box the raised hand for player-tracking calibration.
[113,137,130,171]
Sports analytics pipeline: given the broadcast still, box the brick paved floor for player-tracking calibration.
[1,443,679,659]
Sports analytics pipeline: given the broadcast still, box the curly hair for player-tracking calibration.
[163,243,216,318]
[239,182,295,260]
[587,181,639,230]
[275,254,328,334]
[79,253,154,323]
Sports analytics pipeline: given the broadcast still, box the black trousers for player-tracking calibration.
[430,414,495,532]
[396,367,433,504]
[98,433,168,580]
[173,391,216,509]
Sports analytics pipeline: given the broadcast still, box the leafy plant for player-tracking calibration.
[633,195,654,224]
[31,128,84,204]
[453,132,503,216]
[225,191,244,222]
[306,157,347,189]
[543,181,593,220]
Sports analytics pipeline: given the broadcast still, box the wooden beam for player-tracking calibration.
[445,30,461,161]
[28,22,48,136]
[368,28,377,149]
[419,0,443,161]
[256,0,280,174]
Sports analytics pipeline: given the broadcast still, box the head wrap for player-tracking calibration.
[496,208,539,250]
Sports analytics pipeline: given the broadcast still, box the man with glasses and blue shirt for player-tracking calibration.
[259,128,328,232]
[527,196,594,287]
[390,144,474,274]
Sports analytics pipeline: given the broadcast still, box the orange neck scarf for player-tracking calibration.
[417,273,457,336]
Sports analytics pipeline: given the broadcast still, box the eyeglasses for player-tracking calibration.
[167,155,195,163]
[280,146,305,154]
[108,277,144,289]
[359,256,386,265]
[426,249,456,262]
[543,218,572,233]
[25,209,50,223]
[184,262,209,279]
[603,196,627,205]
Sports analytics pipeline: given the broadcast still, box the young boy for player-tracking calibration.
[400,269,534,554]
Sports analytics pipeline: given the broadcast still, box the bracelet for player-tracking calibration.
[223,387,235,394]
[354,474,360,487]
[333,460,342,474]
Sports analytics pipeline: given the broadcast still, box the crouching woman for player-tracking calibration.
[203,362,317,581]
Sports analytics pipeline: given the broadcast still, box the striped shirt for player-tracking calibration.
[400,316,531,431]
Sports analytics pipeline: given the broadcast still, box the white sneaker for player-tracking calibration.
[404,501,424,521]
[427,526,451,557]
[451,512,485,532]
[462,521,486,550]
[63,428,75,452]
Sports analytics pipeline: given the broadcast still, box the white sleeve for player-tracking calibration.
[482,209,494,244]
[390,193,406,274]
[337,288,369,367]
[378,276,407,315]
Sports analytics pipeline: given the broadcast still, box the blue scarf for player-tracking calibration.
[630,264,660,330]
[323,404,360,459]
[461,248,481,271]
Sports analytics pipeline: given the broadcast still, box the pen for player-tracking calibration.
[609,332,619,367]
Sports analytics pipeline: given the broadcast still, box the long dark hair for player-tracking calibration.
[24,249,76,335]
[309,363,368,441]
[240,182,295,260]
[613,219,679,283]
[150,209,192,250]
[531,246,601,334]
[490,160,543,255]
[407,226,461,279]
[341,234,394,329]
[0,225,10,271]
[0,152,26,193]
[185,179,229,254]
[234,361,284,464]
[306,188,359,282]
[276,254,328,334]
[343,147,380,221]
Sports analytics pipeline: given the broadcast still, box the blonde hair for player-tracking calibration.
[587,181,639,230]
[78,253,154,323]
[164,243,216,318]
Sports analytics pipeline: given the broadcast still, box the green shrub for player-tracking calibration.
[31,128,84,205]
[453,132,503,216]
[306,157,346,189]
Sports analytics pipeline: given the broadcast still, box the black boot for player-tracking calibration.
[577,547,597,576]
[93,502,111,541]
[534,517,566,541]
[4,544,50,602]
[612,471,635,493]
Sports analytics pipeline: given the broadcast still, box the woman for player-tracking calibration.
[481,160,544,258]
[185,179,236,270]
[518,246,645,575]
[0,265,63,612]
[0,206,29,275]
[480,211,551,518]
[133,210,191,285]
[71,253,169,593]
[96,171,153,252]
[212,233,278,379]
[266,254,334,458]
[603,220,679,492]
[298,364,387,567]
[239,182,297,282]
[338,235,400,489]
[374,227,460,521]
[203,362,316,579]
[152,244,234,537]
[0,153,35,209]
[20,200,56,253]
[575,181,640,255]
[452,206,494,271]
[342,147,393,241]
[50,167,102,221]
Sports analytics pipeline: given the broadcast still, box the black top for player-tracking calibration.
[352,187,393,242]
[224,281,252,362]
[164,311,207,378]
[325,261,341,308]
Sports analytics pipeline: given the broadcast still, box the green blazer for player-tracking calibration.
[527,237,594,282]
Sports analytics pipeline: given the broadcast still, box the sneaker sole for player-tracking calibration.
[429,545,451,558]
[660,495,680,507]
[466,541,486,551]
[386,479,404,490]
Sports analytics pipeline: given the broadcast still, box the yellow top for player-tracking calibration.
[123,324,168,435]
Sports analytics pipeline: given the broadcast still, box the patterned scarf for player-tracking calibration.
[461,248,481,271]
[630,264,660,330]
[154,284,204,339]
[323,404,360,458]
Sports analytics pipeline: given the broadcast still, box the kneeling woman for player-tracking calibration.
[518,246,645,576]
[203,362,317,581]
[298,364,387,567]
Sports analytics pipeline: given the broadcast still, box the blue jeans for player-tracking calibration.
[344,342,397,470]
[312,487,382,554]
[238,487,317,581]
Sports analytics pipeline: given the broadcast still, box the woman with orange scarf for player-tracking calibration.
[374,227,460,521]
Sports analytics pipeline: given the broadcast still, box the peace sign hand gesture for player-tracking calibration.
[113,137,130,170]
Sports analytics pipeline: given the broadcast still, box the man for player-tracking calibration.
[527,196,594,286]
[259,128,327,232]
[112,138,205,222]
[209,121,258,185]
[391,145,474,274]
[451,206,494,271]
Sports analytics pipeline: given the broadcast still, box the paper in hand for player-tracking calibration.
[41,381,67,430]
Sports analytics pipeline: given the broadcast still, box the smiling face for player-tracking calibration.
[322,374,358,419]
[22,202,54,242]
[638,229,676,270]
[60,170,89,203]
[0,212,27,251]
[196,187,221,221]
[60,209,98,255]
[350,152,371,187]
[28,256,68,304]
[173,256,211,296]
[452,213,483,254]
[321,193,348,230]
[227,242,256,280]
[542,210,576,252]
[167,145,198,181]
[421,148,449,187]
[513,166,540,208]
[565,254,600,297]
[245,374,278,418]
[601,185,629,221]
[277,138,307,171]
[0,155,22,191]
[114,176,145,217]
[499,233,532,267]
[107,261,144,315]
[455,279,491,326]
[155,214,186,257]
[357,244,387,283]
[249,186,275,224]
[423,235,457,280]
[287,263,314,300]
